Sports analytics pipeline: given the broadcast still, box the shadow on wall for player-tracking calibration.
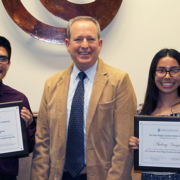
[18,37,73,72]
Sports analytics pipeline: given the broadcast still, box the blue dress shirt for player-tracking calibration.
[67,61,98,164]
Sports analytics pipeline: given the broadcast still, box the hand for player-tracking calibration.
[128,136,139,156]
[21,107,33,128]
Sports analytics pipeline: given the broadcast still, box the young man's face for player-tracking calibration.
[0,47,10,81]
[65,20,103,71]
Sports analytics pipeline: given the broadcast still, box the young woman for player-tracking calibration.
[129,48,180,180]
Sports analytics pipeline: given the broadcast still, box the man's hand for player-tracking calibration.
[21,107,33,128]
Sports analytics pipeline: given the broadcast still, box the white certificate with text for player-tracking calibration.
[139,121,180,168]
[0,106,24,154]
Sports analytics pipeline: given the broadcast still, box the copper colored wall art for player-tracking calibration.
[2,0,123,44]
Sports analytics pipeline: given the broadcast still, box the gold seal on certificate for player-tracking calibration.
[134,115,180,172]
[0,101,28,158]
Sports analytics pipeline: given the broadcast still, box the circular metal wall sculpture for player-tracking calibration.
[2,0,123,44]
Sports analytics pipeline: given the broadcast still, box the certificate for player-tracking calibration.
[134,115,180,172]
[0,101,28,158]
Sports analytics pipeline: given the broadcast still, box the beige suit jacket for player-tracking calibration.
[31,58,137,180]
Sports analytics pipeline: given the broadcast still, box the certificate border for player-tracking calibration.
[0,101,29,158]
[134,115,180,172]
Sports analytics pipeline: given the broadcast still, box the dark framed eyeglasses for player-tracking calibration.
[0,56,9,65]
[154,69,180,78]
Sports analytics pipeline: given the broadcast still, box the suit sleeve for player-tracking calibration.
[107,73,137,180]
[31,81,51,180]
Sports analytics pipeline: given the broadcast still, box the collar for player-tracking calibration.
[71,61,98,83]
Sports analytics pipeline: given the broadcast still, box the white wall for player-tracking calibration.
[0,0,180,111]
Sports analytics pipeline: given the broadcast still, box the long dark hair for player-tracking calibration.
[140,49,180,115]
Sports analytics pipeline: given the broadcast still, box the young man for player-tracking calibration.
[0,36,36,180]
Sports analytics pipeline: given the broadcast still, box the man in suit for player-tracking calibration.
[31,16,136,180]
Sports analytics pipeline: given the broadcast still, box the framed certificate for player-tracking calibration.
[134,115,180,172]
[0,101,28,158]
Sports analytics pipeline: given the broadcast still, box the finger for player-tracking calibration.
[129,136,140,142]
[21,107,31,116]
[129,140,139,146]
[131,147,139,150]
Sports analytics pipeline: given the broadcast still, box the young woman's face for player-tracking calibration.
[155,56,180,96]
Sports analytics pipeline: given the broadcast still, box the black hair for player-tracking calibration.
[0,36,11,61]
[141,49,180,115]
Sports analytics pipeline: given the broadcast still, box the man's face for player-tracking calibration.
[0,47,10,81]
[65,20,103,71]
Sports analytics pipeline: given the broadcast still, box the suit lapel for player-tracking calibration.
[56,64,73,144]
[86,58,108,141]
[55,59,108,146]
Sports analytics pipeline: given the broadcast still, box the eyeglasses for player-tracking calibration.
[0,56,9,65]
[154,69,180,78]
